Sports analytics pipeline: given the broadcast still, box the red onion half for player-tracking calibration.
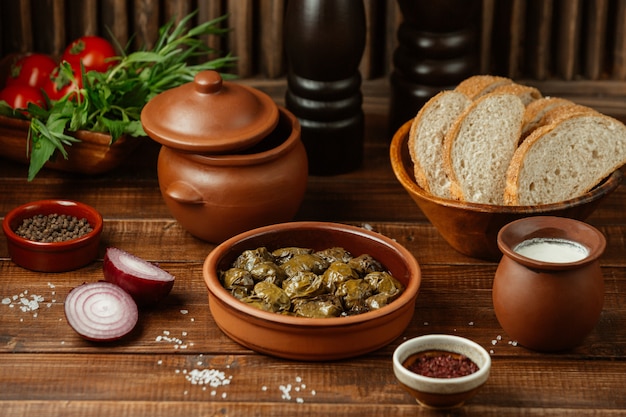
[103,247,175,307]
[65,282,139,342]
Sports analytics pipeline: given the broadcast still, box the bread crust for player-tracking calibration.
[454,75,513,100]
[521,97,573,140]
[490,83,542,105]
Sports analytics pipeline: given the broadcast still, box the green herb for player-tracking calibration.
[0,12,236,181]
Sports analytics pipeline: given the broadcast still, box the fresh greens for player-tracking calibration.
[0,12,236,181]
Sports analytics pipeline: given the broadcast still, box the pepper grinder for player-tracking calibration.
[284,0,366,175]
[389,0,481,133]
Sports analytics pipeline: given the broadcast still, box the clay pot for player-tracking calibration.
[493,216,606,352]
[141,71,308,243]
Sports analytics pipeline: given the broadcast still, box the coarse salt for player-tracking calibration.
[272,376,315,403]
[2,292,45,313]
[155,330,188,348]
[185,368,232,388]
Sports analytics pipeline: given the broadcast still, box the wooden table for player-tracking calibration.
[1,79,625,416]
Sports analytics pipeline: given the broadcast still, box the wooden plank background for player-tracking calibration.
[1,0,625,83]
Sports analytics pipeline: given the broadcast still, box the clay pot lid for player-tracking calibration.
[140,70,279,153]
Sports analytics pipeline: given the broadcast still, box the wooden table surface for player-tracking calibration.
[1,80,625,416]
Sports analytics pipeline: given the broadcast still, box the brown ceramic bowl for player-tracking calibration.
[203,221,421,361]
[393,334,491,408]
[390,119,622,260]
[2,200,103,272]
[0,115,142,175]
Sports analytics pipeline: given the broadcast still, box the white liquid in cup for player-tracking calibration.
[513,237,589,263]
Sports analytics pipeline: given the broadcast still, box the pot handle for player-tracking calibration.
[165,181,205,205]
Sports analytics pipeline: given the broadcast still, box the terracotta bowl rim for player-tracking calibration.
[2,199,103,251]
[203,221,421,328]
[390,119,623,214]
[392,334,492,393]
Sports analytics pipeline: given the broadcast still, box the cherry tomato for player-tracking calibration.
[0,85,46,110]
[43,66,83,101]
[5,53,57,89]
[61,35,117,73]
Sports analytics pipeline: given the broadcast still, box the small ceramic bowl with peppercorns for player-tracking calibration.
[2,199,103,272]
[392,334,491,409]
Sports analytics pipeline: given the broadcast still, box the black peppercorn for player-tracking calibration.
[14,213,93,242]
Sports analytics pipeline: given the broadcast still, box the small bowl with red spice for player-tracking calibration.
[2,199,103,272]
[392,334,491,409]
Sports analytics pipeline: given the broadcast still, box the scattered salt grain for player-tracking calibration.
[279,384,292,400]
[2,292,45,314]
[185,368,232,388]
[272,376,316,403]
[155,330,189,349]
[361,223,374,231]
[180,309,189,315]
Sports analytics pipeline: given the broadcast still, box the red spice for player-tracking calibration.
[403,350,479,378]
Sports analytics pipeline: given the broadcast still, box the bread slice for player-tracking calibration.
[408,90,471,198]
[443,92,525,204]
[504,113,626,205]
[490,83,542,105]
[454,75,513,100]
[521,97,574,139]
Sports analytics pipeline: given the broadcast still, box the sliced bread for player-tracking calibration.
[520,97,574,139]
[504,113,626,205]
[490,83,542,105]
[443,92,525,204]
[454,75,513,100]
[408,90,471,198]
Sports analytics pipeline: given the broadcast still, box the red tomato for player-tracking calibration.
[0,85,46,110]
[5,53,57,89]
[62,35,117,73]
[43,66,83,101]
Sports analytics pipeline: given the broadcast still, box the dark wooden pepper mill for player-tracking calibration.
[284,0,366,175]
[389,0,481,133]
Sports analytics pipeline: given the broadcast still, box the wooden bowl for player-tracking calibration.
[390,119,622,260]
[2,199,103,272]
[0,115,142,175]
[202,221,421,361]
[393,334,491,408]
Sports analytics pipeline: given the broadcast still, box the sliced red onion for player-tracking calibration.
[103,247,175,307]
[64,282,138,342]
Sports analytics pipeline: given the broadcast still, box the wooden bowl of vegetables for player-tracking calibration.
[0,12,235,180]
